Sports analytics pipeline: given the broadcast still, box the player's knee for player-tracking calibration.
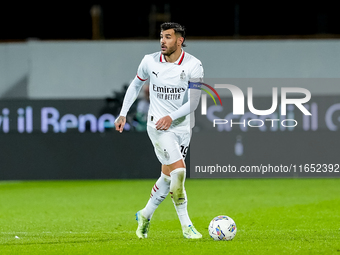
[170,167,186,183]
[161,165,171,177]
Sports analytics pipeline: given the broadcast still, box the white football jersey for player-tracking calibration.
[136,50,204,133]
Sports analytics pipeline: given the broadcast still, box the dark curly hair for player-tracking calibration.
[160,22,186,47]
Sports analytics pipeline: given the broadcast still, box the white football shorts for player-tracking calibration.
[147,125,191,165]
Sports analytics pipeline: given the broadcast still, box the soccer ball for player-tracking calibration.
[208,215,237,241]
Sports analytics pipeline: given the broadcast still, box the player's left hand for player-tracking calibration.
[156,115,173,130]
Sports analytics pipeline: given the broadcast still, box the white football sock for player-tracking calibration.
[170,168,192,227]
[141,172,170,220]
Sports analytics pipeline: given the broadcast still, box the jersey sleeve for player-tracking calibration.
[136,55,149,81]
[119,56,149,117]
[169,60,204,121]
[169,86,201,121]
[189,60,204,83]
[119,76,146,117]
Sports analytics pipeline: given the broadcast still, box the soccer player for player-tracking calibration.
[114,22,203,239]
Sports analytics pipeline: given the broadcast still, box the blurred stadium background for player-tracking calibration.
[1,2,340,180]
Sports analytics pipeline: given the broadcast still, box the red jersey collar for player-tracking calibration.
[160,50,185,65]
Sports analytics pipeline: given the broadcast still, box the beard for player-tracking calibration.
[162,44,177,57]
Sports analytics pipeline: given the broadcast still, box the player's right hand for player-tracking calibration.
[114,116,126,133]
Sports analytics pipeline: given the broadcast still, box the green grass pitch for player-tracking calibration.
[0,179,339,254]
